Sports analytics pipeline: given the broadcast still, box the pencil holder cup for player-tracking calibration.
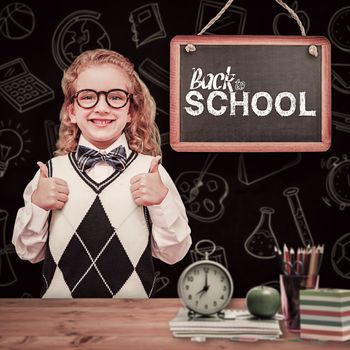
[279,274,320,331]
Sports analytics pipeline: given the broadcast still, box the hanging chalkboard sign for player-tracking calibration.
[170,35,331,152]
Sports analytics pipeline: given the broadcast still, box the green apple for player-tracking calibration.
[246,285,280,318]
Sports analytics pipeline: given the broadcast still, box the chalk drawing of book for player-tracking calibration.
[332,63,350,95]
[238,153,302,186]
[129,3,166,48]
[0,210,17,286]
[332,111,350,134]
[195,0,246,34]
[175,154,229,223]
[160,132,169,146]
[190,239,228,269]
[0,58,54,113]
[156,107,169,119]
[138,58,169,91]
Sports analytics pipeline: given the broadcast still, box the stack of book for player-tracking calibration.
[300,289,350,341]
[169,308,282,341]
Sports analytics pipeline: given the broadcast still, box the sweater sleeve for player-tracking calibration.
[147,164,192,264]
[12,170,50,263]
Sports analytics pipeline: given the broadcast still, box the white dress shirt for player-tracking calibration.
[12,133,192,265]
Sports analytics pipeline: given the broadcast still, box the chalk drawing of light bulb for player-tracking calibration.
[0,128,23,177]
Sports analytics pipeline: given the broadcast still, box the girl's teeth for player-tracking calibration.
[93,120,110,125]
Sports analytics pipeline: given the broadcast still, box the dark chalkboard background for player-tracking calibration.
[0,0,350,298]
[178,43,323,142]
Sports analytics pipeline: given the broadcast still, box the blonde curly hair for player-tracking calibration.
[55,49,161,156]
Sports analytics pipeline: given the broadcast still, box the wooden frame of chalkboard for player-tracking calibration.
[170,35,331,152]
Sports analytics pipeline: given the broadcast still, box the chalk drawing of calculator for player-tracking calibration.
[0,58,55,113]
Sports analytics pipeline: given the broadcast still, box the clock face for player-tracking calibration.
[331,161,350,203]
[328,7,350,52]
[178,261,233,315]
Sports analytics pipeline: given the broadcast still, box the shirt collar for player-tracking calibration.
[77,133,131,157]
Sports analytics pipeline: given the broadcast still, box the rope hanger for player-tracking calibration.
[185,0,318,57]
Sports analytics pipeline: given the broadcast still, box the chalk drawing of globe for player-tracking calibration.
[52,10,111,70]
[331,232,350,279]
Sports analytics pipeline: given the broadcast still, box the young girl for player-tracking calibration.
[12,49,192,298]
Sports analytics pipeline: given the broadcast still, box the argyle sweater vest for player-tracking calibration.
[41,152,155,298]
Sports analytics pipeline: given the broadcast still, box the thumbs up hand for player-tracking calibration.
[130,156,169,206]
[31,161,69,211]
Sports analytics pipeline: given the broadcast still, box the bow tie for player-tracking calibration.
[76,145,127,172]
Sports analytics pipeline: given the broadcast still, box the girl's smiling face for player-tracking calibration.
[69,63,132,149]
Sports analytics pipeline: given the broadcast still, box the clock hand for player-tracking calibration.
[196,274,207,295]
[196,287,205,295]
[347,173,350,187]
[196,286,210,299]
[204,272,208,288]
[346,24,350,33]
[197,286,210,298]
[203,273,210,292]
[203,271,211,292]
[198,290,206,298]
[196,272,210,297]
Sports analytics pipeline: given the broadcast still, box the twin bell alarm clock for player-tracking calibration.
[177,240,234,318]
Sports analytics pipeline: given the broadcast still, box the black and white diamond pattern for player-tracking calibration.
[136,238,155,295]
[41,244,56,296]
[58,196,134,297]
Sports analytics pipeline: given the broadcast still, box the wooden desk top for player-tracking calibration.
[0,298,348,349]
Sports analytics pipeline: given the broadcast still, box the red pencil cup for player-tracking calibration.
[280,274,320,331]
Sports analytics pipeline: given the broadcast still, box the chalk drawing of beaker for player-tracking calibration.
[245,207,280,259]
